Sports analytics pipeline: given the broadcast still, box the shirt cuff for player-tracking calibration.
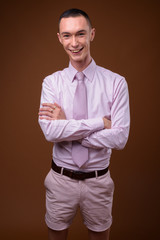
[81,117,104,146]
[93,117,104,131]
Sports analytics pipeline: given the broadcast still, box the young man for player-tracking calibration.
[39,8,130,240]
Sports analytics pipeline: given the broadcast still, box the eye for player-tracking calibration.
[78,32,85,36]
[63,34,70,39]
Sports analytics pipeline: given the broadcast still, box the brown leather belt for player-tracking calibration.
[51,161,109,181]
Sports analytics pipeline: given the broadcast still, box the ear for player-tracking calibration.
[90,28,96,42]
[57,32,62,44]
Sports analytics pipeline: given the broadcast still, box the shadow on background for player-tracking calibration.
[1,0,159,239]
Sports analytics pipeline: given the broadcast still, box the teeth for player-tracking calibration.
[70,48,83,53]
[72,50,80,53]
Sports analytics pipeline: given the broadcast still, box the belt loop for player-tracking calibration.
[61,167,64,175]
[95,170,98,179]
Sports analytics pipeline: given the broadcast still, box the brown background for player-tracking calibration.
[1,0,159,239]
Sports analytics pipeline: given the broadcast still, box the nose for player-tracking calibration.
[71,36,78,47]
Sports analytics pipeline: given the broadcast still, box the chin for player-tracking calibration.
[70,55,83,62]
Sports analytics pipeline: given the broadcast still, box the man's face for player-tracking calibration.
[57,16,95,67]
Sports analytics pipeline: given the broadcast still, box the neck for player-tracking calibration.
[70,56,92,72]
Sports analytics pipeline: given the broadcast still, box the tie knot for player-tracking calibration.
[75,72,84,81]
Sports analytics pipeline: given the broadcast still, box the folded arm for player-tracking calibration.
[81,78,130,150]
[38,76,130,149]
[38,78,104,142]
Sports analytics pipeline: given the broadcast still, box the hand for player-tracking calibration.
[39,103,66,120]
[103,117,111,129]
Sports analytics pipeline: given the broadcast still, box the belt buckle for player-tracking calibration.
[74,171,86,180]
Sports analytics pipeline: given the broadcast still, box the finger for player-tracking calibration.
[39,107,53,112]
[54,102,61,108]
[39,116,50,120]
[42,103,54,108]
[39,111,53,117]
[39,116,56,120]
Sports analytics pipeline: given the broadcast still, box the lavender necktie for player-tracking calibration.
[72,72,88,168]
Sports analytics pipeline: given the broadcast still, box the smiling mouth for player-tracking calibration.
[69,47,84,53]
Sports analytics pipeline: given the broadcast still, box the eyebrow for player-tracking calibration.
[61,30,86,35]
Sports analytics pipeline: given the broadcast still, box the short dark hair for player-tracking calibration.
[59,8,92,29]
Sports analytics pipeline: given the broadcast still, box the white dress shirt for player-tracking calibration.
[39,59,130,171]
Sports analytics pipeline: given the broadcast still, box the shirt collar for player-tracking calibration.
[68,59,96,82]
